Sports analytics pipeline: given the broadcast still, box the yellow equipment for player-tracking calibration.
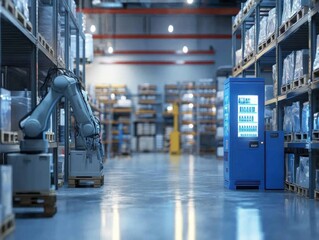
[170,103,180,155]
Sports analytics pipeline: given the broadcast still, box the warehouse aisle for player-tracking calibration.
[10,153,319,240]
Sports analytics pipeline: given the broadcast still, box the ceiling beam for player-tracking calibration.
[93,34,233,39]
[78,7,239,15]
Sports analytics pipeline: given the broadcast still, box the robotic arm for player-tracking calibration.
[19,74,104,161]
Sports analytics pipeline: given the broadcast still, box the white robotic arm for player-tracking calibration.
[20,75,103,160]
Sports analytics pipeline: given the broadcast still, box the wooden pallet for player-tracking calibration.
[266,33,276,45]
[293,132,302,142]
[280,8,308,36]
[296,186,309,198]
[58,178,64,188]
[45,132,55,142]
[286,83,292,92]
[285,181,297,192]
[258,41,267,52]
[281,84,287,95]
[284,133,293,142]
[38,34,54,57]
[1,214,15,238]
[312,130,319,141]
[68,175,104,188]
[313,68,319,81]
[13,191,57,217]
[243,0,254,15]
[0,130,18,144]
[3,0,15,15]
[302,133,308,141]
[243,52,254,64]
[315,190,319,200]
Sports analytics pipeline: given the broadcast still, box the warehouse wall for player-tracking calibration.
[85,14,233,93]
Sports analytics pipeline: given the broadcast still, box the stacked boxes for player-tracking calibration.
[313,35,319,71]
[244,25,255,58]
[282,52,295,87]
[0,166,13,220]
[137,123,156,135]
[0,88,11,131]
[294,49,309,80]
[282,0,292,24]
[272,64,277,97]
[139,136,154,152]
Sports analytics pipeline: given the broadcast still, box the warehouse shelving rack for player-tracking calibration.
[231,0,319,198]
[196,79,217,155]
[135,84,162,152]
[95,84,133,157]
[0,0,85,188]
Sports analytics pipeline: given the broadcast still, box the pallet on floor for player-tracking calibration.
[1,214,15,239]
[68,175,104,188]
[284,133,293,142]
[285,181,297,192]
[296,185,309,198]
[0,130,18,144]
[13,191,57,217]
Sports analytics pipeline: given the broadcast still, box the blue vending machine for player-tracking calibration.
[224,77,265,190]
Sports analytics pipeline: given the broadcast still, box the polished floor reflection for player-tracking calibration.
[9,153,319,240]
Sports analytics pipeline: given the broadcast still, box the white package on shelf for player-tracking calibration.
[294,49,309,80]
[258,16,268,45]
[313,35,319,71]
[267,8,276,38]
[235,48,242,66]
[39,4,53,47]
[291,0,309,16]
[282,0,292,24]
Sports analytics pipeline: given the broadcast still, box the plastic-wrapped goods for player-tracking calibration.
[258,17,268,45]
[292,0,310,16]
[11,91,31,140]
[299,156,309,188]
[267,8,276,38]
[282,0,292,24]
[313,35,319,71]
[294,49,309,80]
[233,10,242,28]
[235,48,242,66]
[0,166,12,219]
[285,154,295,183]
[272,108,277,131]
[265,85,274,101]
[13,0,29,20]
[296,166,300,185]
[291,101,301,132]
[39,4,54,47]
[302,102,309,133]
[282,52,295,86]
[283,106,293,132]
[244,25,255,58]
[314,112,319,130]
[272,64,278,96]
[0,88,11,131]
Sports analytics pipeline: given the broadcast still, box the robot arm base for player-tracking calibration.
[20,139,49,153]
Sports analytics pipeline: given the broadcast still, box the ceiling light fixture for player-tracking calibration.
[187,0,194,4]
[90,25,96,33]
[168,25,174,33]
[183,46,189,54]
[108,46,114,54]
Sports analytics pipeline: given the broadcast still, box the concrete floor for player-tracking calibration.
[7,153,319,240]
